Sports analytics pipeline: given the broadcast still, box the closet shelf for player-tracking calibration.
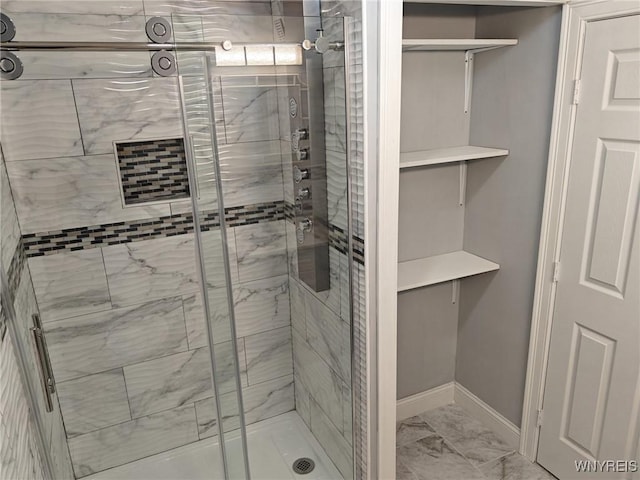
[398,251,499,292]
[402,39,518,52]
[400,146,509,169]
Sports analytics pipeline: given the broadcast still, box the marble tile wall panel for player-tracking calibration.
[47,398,75,479]
[218,77,280,144]
[67,404,198,478]
[28,249,111,323]
[310,398,353,479]
[0,0,145,15]
[326,149,349,231]
[1,159,20,275]
[201,11,274,42]
[305,290,350,381]
[219,140,285,207]
[289,276,306,336]
[6,155,171,234]
[233,274,290,337]
[57,370,131,437]
[10,12,151,80]
[195,374,294,438]
[44,297,188,382]
[293,330,344,435]
[234,220,288,282]
[320,0,361,18]
[323,66,347,153]
[123,341,247,418]
[0,80,83,161]
[294,372,311,427]
[201,228,239,287]
[72,77,182,155]
[0,329,46,480]
[182,287,231,349]
[143,0,271,16]
[102,234,199,307]
[244,326,293,385]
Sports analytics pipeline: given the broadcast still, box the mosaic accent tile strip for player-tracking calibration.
[283,202,295,222]
[224,202,285,227]
[116,138,190,205]
[22,201,285,257]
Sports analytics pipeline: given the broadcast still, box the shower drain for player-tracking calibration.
[292,457,315,475]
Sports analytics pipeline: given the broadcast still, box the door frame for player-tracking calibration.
[520,0,640,461]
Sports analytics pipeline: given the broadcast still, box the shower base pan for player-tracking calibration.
[84,411,342,480]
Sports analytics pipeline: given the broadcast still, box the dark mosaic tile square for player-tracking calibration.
[116,138,190,205]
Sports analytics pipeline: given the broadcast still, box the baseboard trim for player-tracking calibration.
[454,383,521,450]
[396,382,455,421]
[396,382,521,450]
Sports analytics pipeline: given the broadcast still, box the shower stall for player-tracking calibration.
[0,2,366,479]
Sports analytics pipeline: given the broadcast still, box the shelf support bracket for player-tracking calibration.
[451,279,460,304]
[464,46,506,114]
[464,51,474,114]
[459,160,467,206]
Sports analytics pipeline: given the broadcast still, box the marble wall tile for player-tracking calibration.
[28,249,111,322]
[124,341,247,418]
[285,221,299,277]
[67,404,198,477]
[219,77,280,144]
[342,381,353,445]
[6,156,170,234]
[72,77,182,155]
[16,51,152,80]
[288,276,306,336]
[143,0,271,16]
[233,275,290,337]
[310,399,353,480]
[305,288,350,381]
[219,140,285,207]
[201,11,274,42]
[44,297,188,382]
[326,149,348,231]
[183,287,232,349]
[0,80,83,161]
[293,331,344,434]
[57,369,131,437]
[195,373,294,438]
[323,66,347,153]
[103,234,199,308]
[244,326,293,385]
[0,159,20,274]
[1,0,145,15]
[234,220,288,282]
[48,400,75,480]
[201,229,240,288]
[294,373,311,427]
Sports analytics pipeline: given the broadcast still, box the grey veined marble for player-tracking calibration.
[0,80,83,161]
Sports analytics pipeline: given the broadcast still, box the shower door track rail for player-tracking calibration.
[0,40,343,52]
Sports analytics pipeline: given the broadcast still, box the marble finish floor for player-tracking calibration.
[397,404,557,480]
[85,412,342,480]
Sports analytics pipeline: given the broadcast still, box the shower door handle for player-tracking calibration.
[30,313,55,412]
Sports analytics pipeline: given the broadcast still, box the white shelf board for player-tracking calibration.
[404,0,566,6]
[398,251,499,292]
[400,146,509,169]
[402,39,518,52]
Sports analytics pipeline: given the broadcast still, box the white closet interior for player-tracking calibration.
[396,1,563,430]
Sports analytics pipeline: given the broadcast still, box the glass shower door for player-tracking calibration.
[172,12,353,480]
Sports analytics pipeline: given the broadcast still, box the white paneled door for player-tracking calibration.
[537,12,640,480]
